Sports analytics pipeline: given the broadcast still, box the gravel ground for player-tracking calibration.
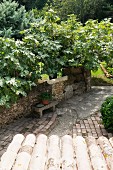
[48,106,77,137]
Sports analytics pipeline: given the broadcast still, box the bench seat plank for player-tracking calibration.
[34,101,58,117]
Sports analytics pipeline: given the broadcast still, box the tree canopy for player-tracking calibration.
[16,0,47,10]
[12,0,113,23]
[5,0,113,22]
[49,0,113,22]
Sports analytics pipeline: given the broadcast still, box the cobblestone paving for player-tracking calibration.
[73,114,113,138]
[0,86,113,157]
[0,112,57,157]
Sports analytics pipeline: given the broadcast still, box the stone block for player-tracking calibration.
[72,83,80,90]
[64,85,73,99]
[74,88,86,95]
[62,67,83,75]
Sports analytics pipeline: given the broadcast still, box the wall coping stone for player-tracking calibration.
[47,76,68,84]
[38,76,68,84]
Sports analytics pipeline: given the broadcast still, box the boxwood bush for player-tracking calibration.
[100,96,113,131]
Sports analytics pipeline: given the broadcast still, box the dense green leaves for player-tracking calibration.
[16,0,47,10]
[101,96,113,131]
[0,37,40,107]
[1,9,113,107]
[0,0,34,38]
[49,0,111,22]
[23,10,113,74]
[23,11,113,71]
[13,0,113,22]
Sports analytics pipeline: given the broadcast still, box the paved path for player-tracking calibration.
[49,86,113,136]
[0,113,57,157]
[0,86,113,157]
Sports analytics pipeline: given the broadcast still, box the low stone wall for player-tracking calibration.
[0,67,91,127]
[47,76,67,101]
[50,67,91,101]
[0,83,51,127]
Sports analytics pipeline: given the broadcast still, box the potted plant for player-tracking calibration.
[40,92,52,105]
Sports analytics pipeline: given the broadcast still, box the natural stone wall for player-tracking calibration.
[84,68,91,91]
[63,67,91,99]
[48,67,91,101]
[47,76,67,101]
[0,67,91,127]
[0,82,51,127]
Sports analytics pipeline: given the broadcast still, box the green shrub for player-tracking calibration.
[40,92,52,100]
[0,37,41,108]
[0,0,34,39]
[107,67,113,75]
[100,96,113,131]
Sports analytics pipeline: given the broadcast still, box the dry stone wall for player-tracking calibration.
[0,67,91,127]
[0,82,51,127]
[51,67,91,101]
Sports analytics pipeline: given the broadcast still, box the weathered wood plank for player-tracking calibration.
[0,134,24,170]
[87,136,108,170]
[73,136,92,170]
[28,134,47,170]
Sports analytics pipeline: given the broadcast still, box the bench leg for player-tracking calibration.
[53,105,56,112]
[40,111,43,117]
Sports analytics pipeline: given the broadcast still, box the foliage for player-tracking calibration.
[0,37,41,107]
[91,68,104,77]
[48,0,112,22]
[100,96,113,131]
[91,67,113,86]
[23,11,113,71]
[1,10,113,108]
[0,0,34,38]
[105,58,113,76]
[22,10,63,77]
[23,12,82,77]
[40,92,51,100]
[106,67,113,75]
[14,0,113,22]
[16,0,47,10]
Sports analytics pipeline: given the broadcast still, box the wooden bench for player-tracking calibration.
[0,134,113,170]
[33,101,58,117]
